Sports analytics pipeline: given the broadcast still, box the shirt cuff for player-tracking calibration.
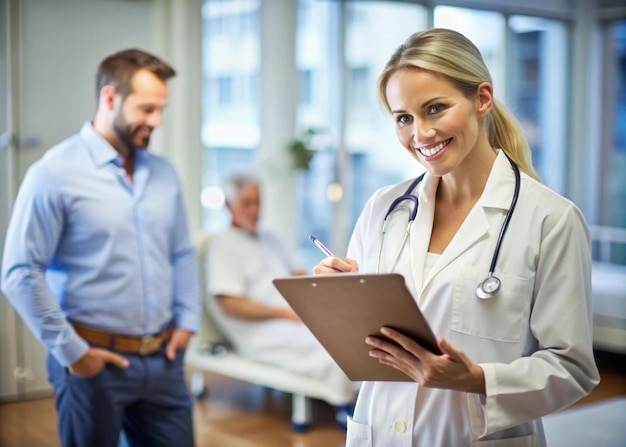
[468,363,495,438]
[50,333,90,367]
[175,312,199,333]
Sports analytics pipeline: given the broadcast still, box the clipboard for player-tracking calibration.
[272,272,440,382]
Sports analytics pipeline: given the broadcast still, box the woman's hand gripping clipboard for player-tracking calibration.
[272,272,441,382]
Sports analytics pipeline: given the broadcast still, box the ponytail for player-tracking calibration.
[489,100,541,182]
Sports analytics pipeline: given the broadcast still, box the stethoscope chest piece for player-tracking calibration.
[476,275,501,299]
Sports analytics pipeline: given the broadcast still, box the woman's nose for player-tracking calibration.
[412,120,435,144]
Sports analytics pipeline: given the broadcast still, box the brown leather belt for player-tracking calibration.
[73,323,173,355]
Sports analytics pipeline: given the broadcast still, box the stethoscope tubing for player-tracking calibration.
[486,157,520,275]
[377,155,520,299]
[377,173,424,273]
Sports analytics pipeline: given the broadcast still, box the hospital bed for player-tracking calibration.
[184,233,353,431]
[589,226,626,354]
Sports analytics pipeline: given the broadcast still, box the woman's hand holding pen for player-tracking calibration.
[365,327,486,395]
[309,235,359,273]
[313,257,359,274]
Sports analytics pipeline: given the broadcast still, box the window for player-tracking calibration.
[597,19,626,265]
[349,66,369,107]
[343,1,428,227]
[508,16,568,191]
[201,0,260,234]
[294,0,428,267]
[217,76,233,105]
[605,19,626,231]
[299,69,313,106]
[434,6,506,90]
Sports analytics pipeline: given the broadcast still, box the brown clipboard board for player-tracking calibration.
[272,272,441,382]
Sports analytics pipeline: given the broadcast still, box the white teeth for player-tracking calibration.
[418,140,448,157]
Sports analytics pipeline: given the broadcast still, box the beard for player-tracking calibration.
[113,115,152,150]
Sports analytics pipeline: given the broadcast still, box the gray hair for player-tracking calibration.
[222,171,260,204]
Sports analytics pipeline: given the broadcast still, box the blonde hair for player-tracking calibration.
[377,28,540,181]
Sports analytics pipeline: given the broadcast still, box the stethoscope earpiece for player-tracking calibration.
[476,275,501,299]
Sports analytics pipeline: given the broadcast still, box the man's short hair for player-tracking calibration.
[95,48,176,102]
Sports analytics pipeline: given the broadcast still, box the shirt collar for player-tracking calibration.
[418,149,517,211]
[80,121,120,168]
[478,149,519,210]
[80,121,149,170]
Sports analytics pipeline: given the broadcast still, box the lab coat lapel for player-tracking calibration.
[418,151,516,295]
[409,173,437,296]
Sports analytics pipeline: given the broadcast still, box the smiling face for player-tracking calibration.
[111,69,169,150]
[385,67,493,178]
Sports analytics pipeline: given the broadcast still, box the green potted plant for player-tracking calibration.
[287,127,322,171]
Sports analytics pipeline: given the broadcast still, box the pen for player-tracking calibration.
[309,235,336,258]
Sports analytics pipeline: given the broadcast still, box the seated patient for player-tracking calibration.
[206,171,356,427]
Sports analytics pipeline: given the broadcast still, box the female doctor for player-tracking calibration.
[314,28,599,446]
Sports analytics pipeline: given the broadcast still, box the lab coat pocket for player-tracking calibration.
[452,265,531,342]
[470,433,539,447]
[346,416,373,447]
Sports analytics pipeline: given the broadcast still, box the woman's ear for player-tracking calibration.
[476,82,494,118]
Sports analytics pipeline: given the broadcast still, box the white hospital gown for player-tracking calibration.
[207,226,355,404]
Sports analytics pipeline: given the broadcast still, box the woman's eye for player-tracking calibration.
[396,115,412,127]
[428,104,444,115]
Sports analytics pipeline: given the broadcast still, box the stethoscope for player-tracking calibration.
[376,155,521,299]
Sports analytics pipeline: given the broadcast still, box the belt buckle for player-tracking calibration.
[138,334,161,355]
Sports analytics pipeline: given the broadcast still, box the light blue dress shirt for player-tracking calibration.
[1,122,199,366]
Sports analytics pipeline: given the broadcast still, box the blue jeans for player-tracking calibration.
[46,350,194,447]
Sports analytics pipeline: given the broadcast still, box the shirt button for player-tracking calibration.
[394,418,406,433]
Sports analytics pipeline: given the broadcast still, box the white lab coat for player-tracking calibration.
[345,151,599,446]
